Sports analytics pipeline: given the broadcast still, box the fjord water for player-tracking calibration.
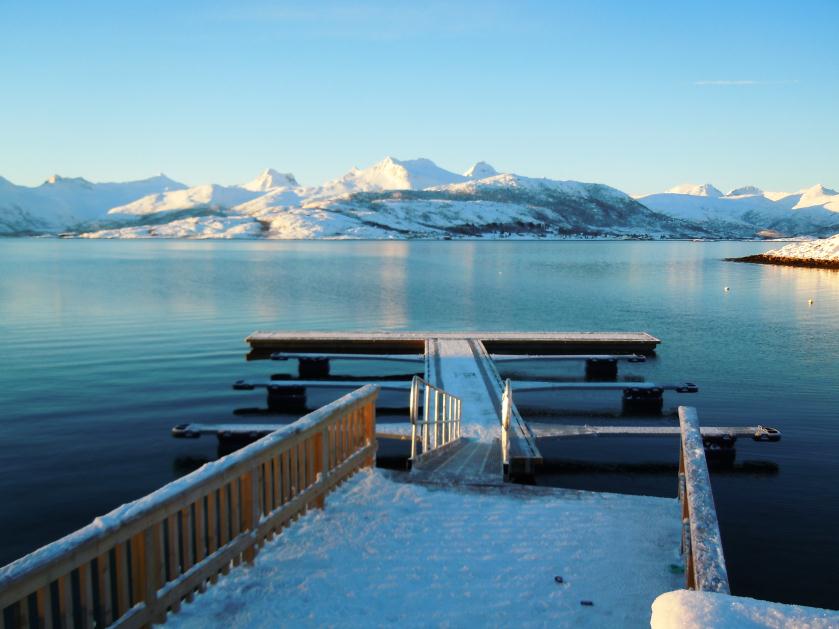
[1,240,837,609]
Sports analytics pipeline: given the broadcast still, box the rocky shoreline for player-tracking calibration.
[727,254,839,269]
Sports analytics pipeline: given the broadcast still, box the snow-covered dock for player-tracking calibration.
[245,331,661,359]
[167,468,683,628]
[7,330,803,628]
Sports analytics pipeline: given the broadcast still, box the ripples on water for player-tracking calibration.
[0,240,837,609]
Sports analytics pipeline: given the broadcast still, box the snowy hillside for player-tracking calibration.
[0,174,186,234]
[639,183,839,237]
[763,233,839,261]
[105,169,306,218]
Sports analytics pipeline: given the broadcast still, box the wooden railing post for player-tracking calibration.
[144,525,163,623]
[242,469,259,564]
[314,428,328,508]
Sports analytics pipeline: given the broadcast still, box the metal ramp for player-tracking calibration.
[411,338,542,482]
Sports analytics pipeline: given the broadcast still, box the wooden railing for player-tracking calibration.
[678,406,731,593]
[0,385,379,629]
[408,376,461,464]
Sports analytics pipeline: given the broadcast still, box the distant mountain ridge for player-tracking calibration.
[638,182,839,238]
[2,160,837,239]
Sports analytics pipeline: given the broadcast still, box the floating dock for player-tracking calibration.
[241,331,662,483]
[245,330,661,359]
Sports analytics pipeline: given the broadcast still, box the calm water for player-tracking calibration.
[0,240,837,609]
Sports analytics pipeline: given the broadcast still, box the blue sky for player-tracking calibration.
[1,0,836,194]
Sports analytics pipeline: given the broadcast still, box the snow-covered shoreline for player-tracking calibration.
[728,233,839,269]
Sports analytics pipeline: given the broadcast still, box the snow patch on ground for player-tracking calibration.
[764,233,839,260]
[651,590,838,628]
[168,468,682,628]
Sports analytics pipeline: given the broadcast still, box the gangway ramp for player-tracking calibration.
[413,338,541,483]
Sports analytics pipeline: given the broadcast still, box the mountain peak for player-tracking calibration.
[325,157,465,193]
[666,183,723,197]
[242,168,298,192]
[44,174,92,186]
[799,183,837,197]
[726,185,763,197]
[463,162,498,179]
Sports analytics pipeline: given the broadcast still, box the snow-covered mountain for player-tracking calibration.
[105,169,305,218]
[312,157,467,199]
[0,174,186,234]
[240,168,298,192]
[80,161,701,240]
[638,183,839,237]
[3,160,837,239]
[665,183,723,197]
[463,161,498,179]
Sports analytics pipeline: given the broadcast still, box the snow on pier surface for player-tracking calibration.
[427,338,500,441]
[651,590,839,628]
[167,469,682,628]
[763,233,839,261]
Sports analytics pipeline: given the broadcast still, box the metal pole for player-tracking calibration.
[423,383,431,453]
[444,394,450,444]
[433,389,440,449]
[410,377,418,460]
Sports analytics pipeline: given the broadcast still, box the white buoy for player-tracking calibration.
[724,286,730,292]
[808,298,814,305]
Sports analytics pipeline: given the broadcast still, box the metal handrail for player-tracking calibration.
[408,376,462,461]
[501,379,512,467]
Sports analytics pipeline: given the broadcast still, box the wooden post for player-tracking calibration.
[242,469,259,564]
[114,542,130,617]
[15,595,30,629]
[195,498,207,566]
[314,429,326,508]
[130,532,147,610]
[306,437,315,494]
[290,446,299,498]
[77,561,95,629]
[36,585,52,629]
[281,450,291,505]
[144,525,163,622]
[57,574,73,629]
[272,455,281,514]
[180,507,194,575]
[97,552,113,626]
